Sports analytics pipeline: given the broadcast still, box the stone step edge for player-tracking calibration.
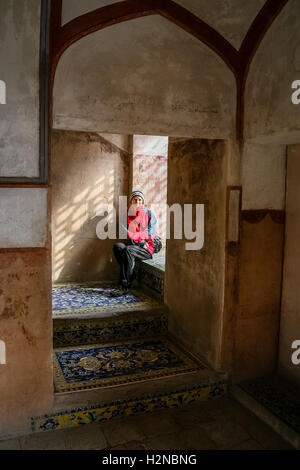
[53,333,169,349]
[53,312,168,347]
[31,379,229,434]
[52,305,168,322]
[229,383,300,450]
[53,327,169,348]
[53,326,168,339]
[138,259,165,274]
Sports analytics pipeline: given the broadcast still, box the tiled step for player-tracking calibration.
[136,258,165,302]
[41,282,228,438]
[52,336,203,394]
[52,282,168,348]
[31,340,228,434]
[229,376,300,449]
[53,307,168,348]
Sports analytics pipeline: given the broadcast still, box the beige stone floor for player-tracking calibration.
[0,396,293,450]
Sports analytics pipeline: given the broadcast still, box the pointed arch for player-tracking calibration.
[49,0,289,141]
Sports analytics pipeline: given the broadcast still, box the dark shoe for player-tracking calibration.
[120,279,130,293]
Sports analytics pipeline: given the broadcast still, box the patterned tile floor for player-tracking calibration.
[53,337,203,393]
[52,283,159,318]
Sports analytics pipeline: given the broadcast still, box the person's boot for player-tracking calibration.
[120,279,129,293]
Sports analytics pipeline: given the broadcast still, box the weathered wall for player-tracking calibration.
[232,143,286,379]
[0,249,53,437]
[0,189,48,248]
[61,0,264,49]
[245,0,300,144]
[62,0,120,25]
[51,130,131,283]
[278,144,300,386]
[132,136,168,241]
[240,0,300,380]
[53,15,236,139]
[0,2,53,438]
[175,0,264,49]
[0,191,52,437]
[242,143,286,210]
[235,212,284,379]
[165,138,227,369]
[0,0,41,178]
[1,2,299,440]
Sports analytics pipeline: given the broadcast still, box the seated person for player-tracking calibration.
[113,190,159,291]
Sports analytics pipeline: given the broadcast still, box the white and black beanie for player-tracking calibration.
[130,190,145,203]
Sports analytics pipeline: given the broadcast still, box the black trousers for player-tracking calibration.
[113,242,152,287]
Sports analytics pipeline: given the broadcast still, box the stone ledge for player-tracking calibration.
[31,376,228,434]
[53,308,169,348]
[136,259,165,302]
[229,383,300,450]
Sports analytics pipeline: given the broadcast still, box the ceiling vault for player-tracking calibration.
[49,0,289,141]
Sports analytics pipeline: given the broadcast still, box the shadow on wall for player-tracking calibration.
[133,154,168,243]
[53,176,115,283]
[51,131,130,283]
[132,134,169,249]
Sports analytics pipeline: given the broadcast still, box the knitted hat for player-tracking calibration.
[130,190,145,203]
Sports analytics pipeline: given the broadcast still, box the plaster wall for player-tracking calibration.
[175,0,264,49]
[51,130,130,283]
[235,212,284,379]
[278,144,300,386]
[133,135,168,158]
[245,0,300,144]
[99,133,132,154]
[53,16,236,139]
[62,0,120,25]
[242,143,286,210]
[132,136,168,241]
[165,138,227,369]
[0,249,53,438]
[0,188,48,248]
[233,142,286,378]
[0,2,52,437]
[0,0,40,178]
[227,139,241,187]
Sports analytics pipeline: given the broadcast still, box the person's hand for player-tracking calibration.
[144,242,149,249]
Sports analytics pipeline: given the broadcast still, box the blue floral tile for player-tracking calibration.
[53,338,204,393]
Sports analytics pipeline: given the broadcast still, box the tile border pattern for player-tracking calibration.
[31,380,228,433]
[53,310,168,348]
[137,261,164,301]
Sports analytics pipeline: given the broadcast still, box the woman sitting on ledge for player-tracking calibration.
[113,190,161,291]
